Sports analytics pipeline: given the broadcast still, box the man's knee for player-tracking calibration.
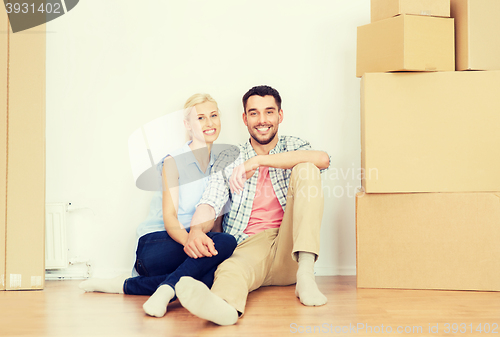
[291,162,321,181]
[289,162,323,201]
[291,163,322,192]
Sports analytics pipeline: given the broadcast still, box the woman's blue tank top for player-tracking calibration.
[136,141,216,238]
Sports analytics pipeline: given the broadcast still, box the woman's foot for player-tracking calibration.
[78,274,129,294]
[143,284,175,318]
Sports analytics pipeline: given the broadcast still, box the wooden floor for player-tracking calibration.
[1,276,499,336]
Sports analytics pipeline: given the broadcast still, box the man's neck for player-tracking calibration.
[250,135,279,155]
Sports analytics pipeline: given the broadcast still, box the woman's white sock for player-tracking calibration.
[78,274,129,294]
[143,284,175,318]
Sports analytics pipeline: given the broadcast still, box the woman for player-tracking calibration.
[79,94,237,318]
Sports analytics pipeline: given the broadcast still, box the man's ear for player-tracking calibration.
[242,112,248,126]
[278,109,284,124]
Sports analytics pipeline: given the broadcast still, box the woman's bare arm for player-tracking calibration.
[161,156,189,245]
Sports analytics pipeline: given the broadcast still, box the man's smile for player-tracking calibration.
[256,125,272,134]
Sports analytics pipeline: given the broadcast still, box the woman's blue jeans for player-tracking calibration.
[123,230,237,296]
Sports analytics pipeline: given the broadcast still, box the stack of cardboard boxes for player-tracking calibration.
[356,0,500,291]
[1,10,45,290]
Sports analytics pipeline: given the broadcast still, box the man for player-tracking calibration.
[175,85,330,325]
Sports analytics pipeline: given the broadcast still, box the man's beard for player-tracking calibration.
[250,127,278,145]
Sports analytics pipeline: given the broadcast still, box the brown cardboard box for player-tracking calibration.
[371,0,451,22]
[1,17,45,290]
[361,71,500,193]
[451,0,500,70]
[356,15,455,77]
[356,192,500,291]
[0,7,7,291]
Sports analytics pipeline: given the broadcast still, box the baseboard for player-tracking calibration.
[89,268,133,279]
[45,264,91,280]
[338,266,356,276]
[46,265,356,279]
[314,266,356,276]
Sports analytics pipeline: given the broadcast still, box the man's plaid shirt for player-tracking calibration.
[198,135,330,244]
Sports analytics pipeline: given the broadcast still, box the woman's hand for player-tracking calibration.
[184,227,218,259]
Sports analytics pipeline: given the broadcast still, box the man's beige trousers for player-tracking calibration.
[211,162,324,314]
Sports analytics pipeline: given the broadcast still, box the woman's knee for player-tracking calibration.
[213,234,237,255]
[210,233,237,247]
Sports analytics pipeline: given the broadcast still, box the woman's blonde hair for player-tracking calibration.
[183,93,219,140]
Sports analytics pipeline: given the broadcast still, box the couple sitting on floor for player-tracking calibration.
[79,85,330,326]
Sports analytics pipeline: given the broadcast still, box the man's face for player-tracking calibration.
[243,95,283,145]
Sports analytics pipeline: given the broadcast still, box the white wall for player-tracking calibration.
[46,0,370,278]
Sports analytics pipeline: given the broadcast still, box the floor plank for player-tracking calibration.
[1,276,499,336]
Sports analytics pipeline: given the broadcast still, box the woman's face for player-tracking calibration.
[186,101,221,144]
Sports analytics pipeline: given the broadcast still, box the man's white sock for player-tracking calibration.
[143,284,175,318]
[176,276,238,326]
[295,252,327,306]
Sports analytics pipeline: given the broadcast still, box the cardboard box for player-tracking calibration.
[356,192,500,291]
[451,0,500,70]
[0,16,46,290]
[356,15,455,77]
[361,71,500,193]
[371,0,451,22]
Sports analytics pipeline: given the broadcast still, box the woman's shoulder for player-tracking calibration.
[157,143,190,173]
[162,155,177,168]
[157,156,179,185]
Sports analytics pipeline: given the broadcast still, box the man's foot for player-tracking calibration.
[295,252,327,306]
[175,276,238,325]
[78,274,129,294]
[143,284,175,318]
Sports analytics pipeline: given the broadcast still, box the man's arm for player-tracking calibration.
[253,150,330,170]
[230,150,330,194]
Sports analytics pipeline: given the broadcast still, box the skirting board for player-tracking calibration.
[315,266,356,276]
[47,266,357,280]
[46,265,91,280]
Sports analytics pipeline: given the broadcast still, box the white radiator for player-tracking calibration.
[45,203,68,270]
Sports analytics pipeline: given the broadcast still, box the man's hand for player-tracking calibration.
[184,227,218,259]
[230,156,260,194]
